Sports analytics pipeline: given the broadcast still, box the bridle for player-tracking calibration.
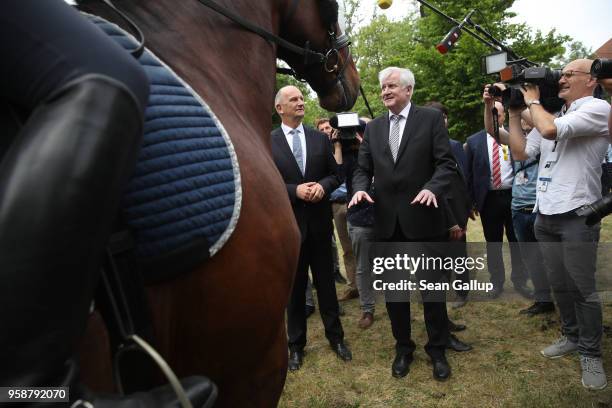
[195,0,353,95]
[89,0,356,105]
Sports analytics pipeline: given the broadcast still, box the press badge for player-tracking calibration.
[515,170,528,185]
[537,158,555,192]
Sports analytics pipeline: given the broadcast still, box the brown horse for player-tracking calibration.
[76,1,360,407]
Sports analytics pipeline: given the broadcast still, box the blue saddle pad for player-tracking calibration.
[87,14,241,263]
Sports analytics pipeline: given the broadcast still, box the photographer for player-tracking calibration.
[505,59,610,390]
[316,118,351,287]
[483,86,555,316]
[324,115,362,301]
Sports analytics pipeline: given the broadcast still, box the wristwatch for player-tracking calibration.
[527,99,541,108]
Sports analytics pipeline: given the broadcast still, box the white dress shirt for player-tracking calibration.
[486,133,513,190]
[387,102,412,148]
[525,96,610,214]
[281,122,307,170]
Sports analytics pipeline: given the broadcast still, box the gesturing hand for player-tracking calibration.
[348,191,374,208]
[411,189,438,208]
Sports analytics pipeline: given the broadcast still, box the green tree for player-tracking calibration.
[351,0,571,140]
[557,40,595,66]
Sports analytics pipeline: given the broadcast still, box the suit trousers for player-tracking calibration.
[332,202,357,288]
[287,228,344,352]
[347,221,376,313]
[512,209,552,302]
[448,235,470,299]
[480,189,526,288]
[383,224,449,359]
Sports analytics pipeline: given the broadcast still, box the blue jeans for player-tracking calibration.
[512,210,552,302]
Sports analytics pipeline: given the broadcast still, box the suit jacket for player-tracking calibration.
[271,125,342,242]
[449,139,467,178]
[443,139,471,229]
[352,105,456,240]
[465,129,514,212]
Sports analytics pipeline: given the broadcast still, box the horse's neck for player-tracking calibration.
[92,0,281,138]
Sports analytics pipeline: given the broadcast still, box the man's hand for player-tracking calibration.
[348,191,374,207]
[449,225,464,241]
[307,183,325,203]
[296,182,316,200]
[483,83,504,106]
[519,83,540,105]
[330,128,339,141]
[411,189,437,207]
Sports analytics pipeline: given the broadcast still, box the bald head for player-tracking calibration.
[567,59,593,73]
[275,85,305,127]
[274,85,300,106]
[559,59,598,106]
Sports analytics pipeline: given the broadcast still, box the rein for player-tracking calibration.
[195,0,351,75]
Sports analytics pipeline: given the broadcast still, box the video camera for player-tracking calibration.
[330,112,367,146]
[483,52,564,113]
[591,58,612,79]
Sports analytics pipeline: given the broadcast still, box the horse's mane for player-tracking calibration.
[319,0,339,28]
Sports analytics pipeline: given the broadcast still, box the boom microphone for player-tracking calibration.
[435,9,475,54]
[377,0,393,9]
[436,26,461,54]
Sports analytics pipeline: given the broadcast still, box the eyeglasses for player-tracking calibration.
[560,70,590,79]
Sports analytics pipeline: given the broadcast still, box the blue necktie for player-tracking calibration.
[290,129,304,175]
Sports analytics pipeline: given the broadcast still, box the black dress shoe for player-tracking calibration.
[432,356,451,381]
[288,350,304,371]
[513,283,534,300]
[305,304,315,318]
[447,334,473,352]
[391,353,413,378]
[448,319,466,332]
[331,342,352,361]
[519,301,555,316]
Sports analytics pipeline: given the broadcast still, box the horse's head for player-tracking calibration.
[277,0,360,112]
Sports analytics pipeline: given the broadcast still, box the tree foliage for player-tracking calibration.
[274,0,573,139]
[352,0,571,140]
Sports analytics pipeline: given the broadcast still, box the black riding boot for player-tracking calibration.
[0,75,215,407]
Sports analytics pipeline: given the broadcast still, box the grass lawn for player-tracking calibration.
[278,217,612,408]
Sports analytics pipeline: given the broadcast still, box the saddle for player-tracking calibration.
[85,12,242,282]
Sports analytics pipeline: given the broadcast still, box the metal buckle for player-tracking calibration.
[324,48,339,73]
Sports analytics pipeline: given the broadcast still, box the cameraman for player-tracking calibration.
[317,118,358,296]
[482,88,555,317]
[505,59,610,390]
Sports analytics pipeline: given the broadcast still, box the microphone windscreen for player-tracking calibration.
[377,0,393,9]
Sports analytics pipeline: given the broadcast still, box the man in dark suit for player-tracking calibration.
[465,101,530,299]
[271,85,351,371]
[350,67,456,381]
